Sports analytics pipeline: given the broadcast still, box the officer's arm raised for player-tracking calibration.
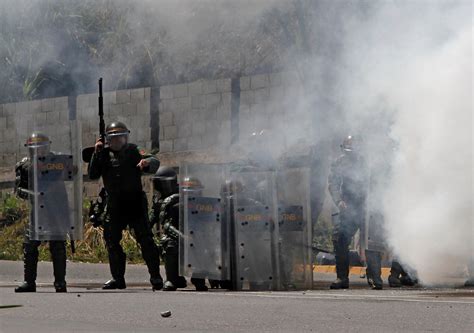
[88,139,104,180]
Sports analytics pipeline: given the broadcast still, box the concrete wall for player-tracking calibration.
[0,72,311,198]
[238,71,309,143]
[0,96,70,166]
[158,78,233,153]
[77,87,152,151]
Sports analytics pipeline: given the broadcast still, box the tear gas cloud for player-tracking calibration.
[329,1,473,285]
[1,0,472,285]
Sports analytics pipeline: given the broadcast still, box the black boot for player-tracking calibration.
[330,278,349,289]
[50,241,67,293]
[150,276,164,291]
[15,241,39,293]
[366,250,383,290]
[389,260,403,287]
[331,233,350,290]
[400,274,416,286]
[209,280,220,289]
[388,275,402,287]
[219,280,233,290]
[15,281,36,293]
[54,281,67,293]
[163,241,187,290]
[104,244,127,290]
[191,278,208,291]
[103,278,126,290]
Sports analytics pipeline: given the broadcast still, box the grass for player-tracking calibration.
[0,192,147,264]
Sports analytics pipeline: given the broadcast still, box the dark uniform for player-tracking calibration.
[88,122,163,290]
[14,133,67,293]
[328,136,383,289]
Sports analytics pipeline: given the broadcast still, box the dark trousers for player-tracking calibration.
[332,208,381,281]
[104,194,162,281]
[23,238,66,284]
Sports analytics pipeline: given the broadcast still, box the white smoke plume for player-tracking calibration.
[338,1,472,285]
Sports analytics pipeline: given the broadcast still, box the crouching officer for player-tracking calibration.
[150,169,208,291]
[88,121,163,290]
[14,132,68,293]
[150,166,187,291]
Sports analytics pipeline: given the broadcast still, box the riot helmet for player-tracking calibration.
[106,121,130,151]
[153,166,178,198]
[25,132,51,156]
[181,176,204,195]
[341,135,355,152]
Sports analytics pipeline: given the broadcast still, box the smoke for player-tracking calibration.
[1,0,471,285]
[336,1,472,285]
[0,0,289,102]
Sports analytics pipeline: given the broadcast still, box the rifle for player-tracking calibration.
[88,187,108,227]
[82,78,105,163]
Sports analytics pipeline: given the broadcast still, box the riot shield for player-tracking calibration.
[276,167,313,290]
[228,170,277,291]
[28,121,83,241]
[179,163,230,281]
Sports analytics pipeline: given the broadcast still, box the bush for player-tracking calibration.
[0,193,147,264]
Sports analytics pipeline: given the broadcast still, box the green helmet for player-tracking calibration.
[105,121,130,140]
[153,166,178,197]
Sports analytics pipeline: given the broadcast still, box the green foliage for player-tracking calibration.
[0,192,27,226]
[313,213,333,253]
[0,192,146,263]
[0,0,317,103]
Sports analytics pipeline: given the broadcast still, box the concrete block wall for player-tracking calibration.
[239,72,310,144]
[158,79,233,153]
[77,87,152,151]
[0,71,309,181]
[0,96,70,166]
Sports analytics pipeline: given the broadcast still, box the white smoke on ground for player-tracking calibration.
[338,1,472,285]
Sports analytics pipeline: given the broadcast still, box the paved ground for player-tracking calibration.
[0,260,472,332]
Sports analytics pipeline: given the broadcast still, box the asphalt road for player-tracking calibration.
[0,260,472,332]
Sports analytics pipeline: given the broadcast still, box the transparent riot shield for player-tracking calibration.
[228,170,277,291]
[28,121,83,241]
[276,167,313,290]
[179,163,230,281]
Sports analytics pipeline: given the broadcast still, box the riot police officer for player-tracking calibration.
[150,166,188,291]
[328,136,383,290]
[88,122,163,290]
[14,132,67,293]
